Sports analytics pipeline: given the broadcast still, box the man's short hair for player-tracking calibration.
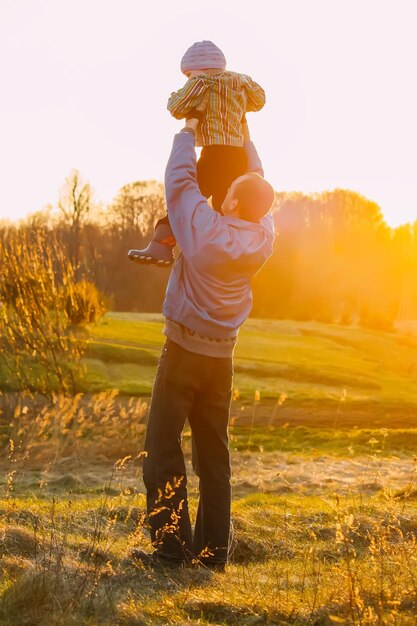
[234,173,275,223]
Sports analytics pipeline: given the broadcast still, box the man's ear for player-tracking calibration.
[231,198,239,212]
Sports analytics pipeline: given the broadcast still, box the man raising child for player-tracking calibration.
[129,43,275,571]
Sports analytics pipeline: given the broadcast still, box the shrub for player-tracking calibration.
[0,229,88,397]
[64,280,107,326]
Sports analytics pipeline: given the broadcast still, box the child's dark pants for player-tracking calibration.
[142,339,233,566]
[156,145,248,228]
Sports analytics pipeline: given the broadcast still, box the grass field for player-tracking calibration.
[85,313,417,403]
[1,314,417,624]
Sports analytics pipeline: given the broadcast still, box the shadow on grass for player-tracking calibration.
[0,528,214,626]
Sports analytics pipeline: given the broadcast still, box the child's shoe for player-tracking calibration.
[128,224,176,266]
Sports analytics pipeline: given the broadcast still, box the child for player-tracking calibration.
[128,40,265,265]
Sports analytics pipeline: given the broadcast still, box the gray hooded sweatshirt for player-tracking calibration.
[163,130,274,341]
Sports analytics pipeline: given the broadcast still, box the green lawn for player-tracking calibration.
[84,313,417,408]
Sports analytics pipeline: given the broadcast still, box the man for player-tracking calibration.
[134,116,275,571]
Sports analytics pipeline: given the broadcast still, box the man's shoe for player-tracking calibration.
[128,224,176,266]
[130,548,185,569]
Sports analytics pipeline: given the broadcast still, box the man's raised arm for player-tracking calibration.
[164,119,218,259]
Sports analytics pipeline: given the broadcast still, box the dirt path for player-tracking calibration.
[4,448,416,502]
[229,450,417,498]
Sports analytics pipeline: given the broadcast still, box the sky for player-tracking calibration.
[0,0,416,227]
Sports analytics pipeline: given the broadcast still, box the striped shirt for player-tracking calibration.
[167,71,265,147]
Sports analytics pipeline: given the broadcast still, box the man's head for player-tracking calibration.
[221,173,275,222]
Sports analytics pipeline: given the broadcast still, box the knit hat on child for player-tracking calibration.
[181,41,226,76]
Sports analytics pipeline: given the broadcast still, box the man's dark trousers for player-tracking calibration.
[143,339,233,566]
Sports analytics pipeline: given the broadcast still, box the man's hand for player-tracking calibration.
[183,117,199,132]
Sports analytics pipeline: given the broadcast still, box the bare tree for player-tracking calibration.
[108,180,166,236]
[58,169,92,269]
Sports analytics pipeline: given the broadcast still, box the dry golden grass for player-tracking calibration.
[1,391,417,625]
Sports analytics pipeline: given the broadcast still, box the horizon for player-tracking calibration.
[0,180,412,232]
[0,0,416,228]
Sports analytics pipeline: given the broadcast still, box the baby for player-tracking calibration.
[129,40,265,265]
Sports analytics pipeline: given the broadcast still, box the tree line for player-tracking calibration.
[1,170,416,329]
